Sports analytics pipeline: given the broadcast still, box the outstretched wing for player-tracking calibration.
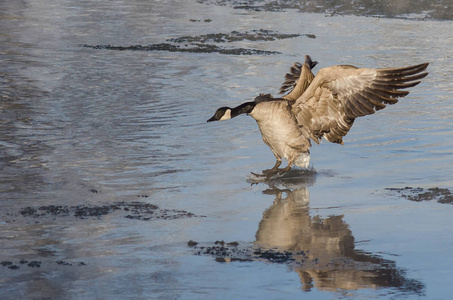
[292,63,429,144]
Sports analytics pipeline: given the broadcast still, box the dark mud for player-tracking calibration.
[198,0,453,21]
[1,259,86,271]
[83,43,280,55]
[189,240,424,294]
[3,201,201,223]
[386,187,453,204]
[166,29,315,43]
[189,18,212,22]
[83,29,312,55]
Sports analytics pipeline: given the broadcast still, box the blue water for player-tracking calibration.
[1,0,453,299]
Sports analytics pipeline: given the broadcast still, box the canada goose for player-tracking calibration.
[207,56,429,177]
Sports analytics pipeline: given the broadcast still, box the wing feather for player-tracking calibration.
[279,62,303,95]
[292,62,429,145]
[281,56,318,101]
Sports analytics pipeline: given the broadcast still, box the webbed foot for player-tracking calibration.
[258,165,292,178]
[262,168,278,176]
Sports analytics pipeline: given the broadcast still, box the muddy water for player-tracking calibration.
[1,0,453,299]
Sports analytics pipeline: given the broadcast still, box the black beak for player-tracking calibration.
[207,116,216,122]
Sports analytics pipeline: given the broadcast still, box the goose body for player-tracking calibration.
[208,56,429,177]
[249,100,311,170]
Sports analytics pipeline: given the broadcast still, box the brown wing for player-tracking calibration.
[281,55,318,101]
[292,63,429,144]
[279,62,302,95]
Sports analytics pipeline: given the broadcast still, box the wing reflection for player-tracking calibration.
[253,171,424,294]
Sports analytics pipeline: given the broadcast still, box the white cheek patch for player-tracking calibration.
[219,109,232,121]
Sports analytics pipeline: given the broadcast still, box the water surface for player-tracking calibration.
[1,0,453,299]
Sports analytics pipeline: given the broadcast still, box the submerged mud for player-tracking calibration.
[83,43,281,55]
[1,259,86,271]
[3,201,201,223]
[198,0,453,20]
[83,29,312,55]
[386,187,453,204]
[189,239,424,294]
[0,199,201,274]
[166,29,315,43]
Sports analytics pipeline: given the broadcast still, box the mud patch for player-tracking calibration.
[83,43,280,55]
[189,18,212,23]
[188,240,424,293]
[190,240,253,262]
[12,201,201,222]
[1,259,86,270]
[190,240,357,267]
[386,187,453,204]
[83,29,311,55]
[166,29,314,43]
[197,0,453,21]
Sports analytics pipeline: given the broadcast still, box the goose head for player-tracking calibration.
[207,107,232,122]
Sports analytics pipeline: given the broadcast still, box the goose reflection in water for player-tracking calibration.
[251,171,424,294]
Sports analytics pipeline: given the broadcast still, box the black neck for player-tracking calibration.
[231,102,256,118]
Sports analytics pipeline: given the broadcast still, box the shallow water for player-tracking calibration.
[1,0,453,299]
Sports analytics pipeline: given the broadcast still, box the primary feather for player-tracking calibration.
[279,55,319,96]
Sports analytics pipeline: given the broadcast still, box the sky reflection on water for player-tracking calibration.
[1,0,453,299]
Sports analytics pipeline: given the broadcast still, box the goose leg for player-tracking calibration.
[277,158,296,175]
[264,159,293,178]
[261,164,292,178]
[262,159,282,176]
[276,165,291,174]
